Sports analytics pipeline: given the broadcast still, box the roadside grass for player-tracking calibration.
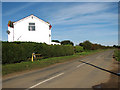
[2,49,110,76]
[113,49,120,61]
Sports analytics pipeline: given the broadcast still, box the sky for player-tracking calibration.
[2,2,118,46]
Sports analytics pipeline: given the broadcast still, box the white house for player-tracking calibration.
[7,14,60,45]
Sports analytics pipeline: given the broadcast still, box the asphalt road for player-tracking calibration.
[3,50,118,89]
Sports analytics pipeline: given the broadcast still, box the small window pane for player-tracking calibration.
[32,26,35,30]
[28,26,35,31]
[28,23,35,31]
[29,23,35,25]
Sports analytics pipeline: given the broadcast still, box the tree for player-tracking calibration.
[79,40,113,50]
[79,40,92,50]
[61,40,74,46]
[113,45,117,48]
[52,40,60,43]
[113,45,120,49]
[79,43,83,46]
[74,46,83,53]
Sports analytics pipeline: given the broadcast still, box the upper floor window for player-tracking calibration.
[28,23,35,31]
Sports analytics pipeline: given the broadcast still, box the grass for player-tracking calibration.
[2,49,109,76]
[113,49,120,61]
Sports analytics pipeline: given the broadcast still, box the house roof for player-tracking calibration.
[13,14,50,26]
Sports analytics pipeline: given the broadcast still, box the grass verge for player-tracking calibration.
[113,49,120,61]
[2,49,109,76]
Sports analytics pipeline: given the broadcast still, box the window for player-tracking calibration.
[28,23,35,31]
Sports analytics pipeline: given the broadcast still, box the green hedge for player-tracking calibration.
[113,49,120,61]
[2,42,74,64]
[74,46,84,53]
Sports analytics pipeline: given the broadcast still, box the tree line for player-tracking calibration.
[52,40,114,50]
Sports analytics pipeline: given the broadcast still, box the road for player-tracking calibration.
[2,50,118,89]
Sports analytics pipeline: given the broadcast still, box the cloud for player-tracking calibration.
[49,2,118,46]
[44,2,118,37]
[48,3,116,24]
[3,2,35,16]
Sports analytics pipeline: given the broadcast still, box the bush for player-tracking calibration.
[79,40,111,50]
[52,40,60,43]
[74,46,84,53]
[2,42,74,64]
[79,40,92,50]
[113,49,120,61]
[61,40,74,46]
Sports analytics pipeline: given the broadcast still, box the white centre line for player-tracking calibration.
[76,63,85,68]
[76,61,90,68]
[25,72,64,90]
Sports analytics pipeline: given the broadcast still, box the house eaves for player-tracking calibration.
[13,14,50,26]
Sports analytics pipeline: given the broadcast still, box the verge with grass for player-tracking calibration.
[2,49,110,76]
[113,49,120,61]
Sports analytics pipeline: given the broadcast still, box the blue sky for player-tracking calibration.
[2,2,118,46]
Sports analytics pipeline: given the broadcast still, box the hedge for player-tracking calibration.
[74,46,84,53]
[113,49,120,61]
[2,42,74,64]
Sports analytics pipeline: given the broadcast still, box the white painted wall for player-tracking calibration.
[8,15,51,44]
[50,42,61,45]
[8,27,14,42]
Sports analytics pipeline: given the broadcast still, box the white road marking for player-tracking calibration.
[76,63,85,67]
[77,61,90,68]
[26,61,91,90]
[25,72,64,90]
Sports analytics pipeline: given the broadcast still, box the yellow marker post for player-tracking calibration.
[31,53,42,62]
[31,53,34,62]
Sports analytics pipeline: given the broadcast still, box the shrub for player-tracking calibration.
[79,40,92,50]
[74,46,84,53]
[2,42,35,64]
[79,40,111,50]
[61,40,74,46]
[52,40,60,43]
[113,49,120,61]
